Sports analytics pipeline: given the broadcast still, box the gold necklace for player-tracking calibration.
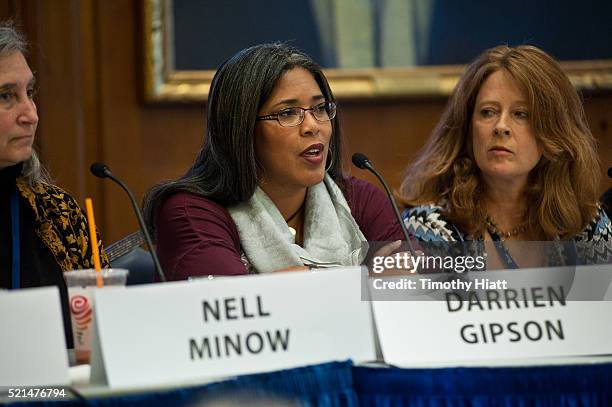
[485,215,527,240]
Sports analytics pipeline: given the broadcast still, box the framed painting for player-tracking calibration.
[142,0,612,103]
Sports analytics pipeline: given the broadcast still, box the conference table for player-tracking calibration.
[0,270,612,407]
[5,356,612,406]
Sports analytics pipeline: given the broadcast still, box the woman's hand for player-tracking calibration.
[373,240,402,258]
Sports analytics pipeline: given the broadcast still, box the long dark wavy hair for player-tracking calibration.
[143,43,344,239]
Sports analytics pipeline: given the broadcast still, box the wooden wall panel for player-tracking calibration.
[94,1,205,242]
[33,0,102,201]
[4,0,611,244]
[584,96,612,187]
[340,99,447,191]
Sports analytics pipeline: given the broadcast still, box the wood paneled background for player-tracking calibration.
[3,0,611,244]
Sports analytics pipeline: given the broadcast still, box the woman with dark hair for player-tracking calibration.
[144,43,403,279]
[0,21,109,345]
[400,45,611,267]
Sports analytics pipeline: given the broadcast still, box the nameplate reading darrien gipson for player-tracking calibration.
[90,267,375,389]
[372,265,612,366]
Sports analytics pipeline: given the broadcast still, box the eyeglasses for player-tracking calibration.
[256,101,337,127]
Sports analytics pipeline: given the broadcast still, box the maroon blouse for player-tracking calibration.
[155,176,403,280]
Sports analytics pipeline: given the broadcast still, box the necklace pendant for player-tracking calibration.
[486,214,527,240]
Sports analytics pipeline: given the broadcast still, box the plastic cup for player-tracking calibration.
[64,269,128,364]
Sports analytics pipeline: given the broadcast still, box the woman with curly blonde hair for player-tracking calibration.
[401,45,611,266]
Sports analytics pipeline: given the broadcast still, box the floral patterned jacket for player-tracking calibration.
[15,178,109,271]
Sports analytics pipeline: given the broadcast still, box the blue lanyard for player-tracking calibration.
[10,190,20,289]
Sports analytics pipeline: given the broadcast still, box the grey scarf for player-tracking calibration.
[228,175,366,273]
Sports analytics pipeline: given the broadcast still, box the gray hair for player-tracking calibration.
[22,150,51,185]
[0,20,26,55]
[0,20,49,185]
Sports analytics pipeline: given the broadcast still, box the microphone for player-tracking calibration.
[90,162,167,282]
[351,153,414,253]
[351,153,371,171]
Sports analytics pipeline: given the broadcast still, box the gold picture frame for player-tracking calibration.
[142,0,612,103]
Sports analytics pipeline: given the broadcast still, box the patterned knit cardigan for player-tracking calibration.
[15,178,109,271]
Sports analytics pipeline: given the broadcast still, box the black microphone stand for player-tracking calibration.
[91,164,166,282]
[352,153,415,254]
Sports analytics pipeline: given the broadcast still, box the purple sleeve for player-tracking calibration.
[155,192,248,280]
[344,176,404,242]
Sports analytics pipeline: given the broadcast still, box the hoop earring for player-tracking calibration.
[325,148,334,172]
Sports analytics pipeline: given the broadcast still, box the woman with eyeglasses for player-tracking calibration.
[143,43,403,279]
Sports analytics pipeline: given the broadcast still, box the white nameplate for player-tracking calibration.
[373,265,612,366]
[90,267,375,388]
[0,287,70,386]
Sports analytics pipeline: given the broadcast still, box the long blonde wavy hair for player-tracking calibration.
[400,45,600,239]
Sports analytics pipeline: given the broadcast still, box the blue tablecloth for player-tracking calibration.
[353,362,612,406]
[10,360,612,406]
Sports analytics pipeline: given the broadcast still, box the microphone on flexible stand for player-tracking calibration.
[351,153,415,253]
[90,162,167,282]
